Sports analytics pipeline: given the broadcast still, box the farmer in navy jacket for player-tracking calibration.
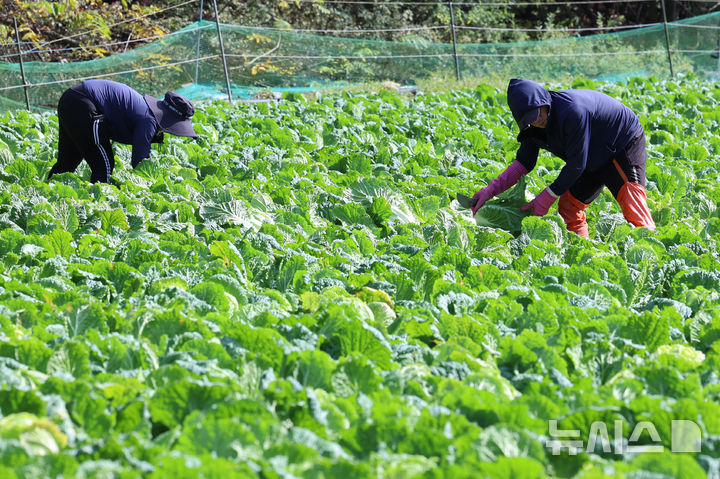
[470,78,655,237]
[48,79,197,183]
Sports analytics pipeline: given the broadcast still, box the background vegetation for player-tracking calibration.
[0,0,716,63]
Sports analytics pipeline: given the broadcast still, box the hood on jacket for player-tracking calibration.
[507,78,551,130]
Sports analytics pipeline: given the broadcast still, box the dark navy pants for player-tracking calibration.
[49,84,114,183]
[569,130,647,204]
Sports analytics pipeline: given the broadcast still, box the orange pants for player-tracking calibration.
[558,192,590,238]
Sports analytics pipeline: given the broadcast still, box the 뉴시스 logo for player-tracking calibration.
[547,419,702,455]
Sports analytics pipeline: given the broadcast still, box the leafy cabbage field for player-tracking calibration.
[1,77,719,478]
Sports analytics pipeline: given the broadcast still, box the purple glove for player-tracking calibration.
[470,188,494,215]
[471,160,528,215]
[521,188,558,216]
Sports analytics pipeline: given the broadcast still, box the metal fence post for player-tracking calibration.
[660,0,675,78]
[448,2,461,82]
[212,0,232,102]
[194,0,205,85]
[13,17,30,111]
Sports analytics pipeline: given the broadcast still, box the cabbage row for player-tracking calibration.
[0,77,719,478]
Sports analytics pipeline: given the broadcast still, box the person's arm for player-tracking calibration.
[522,111,590,216]
[131,117,157,168]
[515,141,540,173]
[549,110,590,197]
[470,142,537,215]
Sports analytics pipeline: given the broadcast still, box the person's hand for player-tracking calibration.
[521,188,558,216]
[471,188,494,216]
[471,160,529,216]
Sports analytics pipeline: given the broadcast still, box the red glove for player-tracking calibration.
[521,188,558,216]
[471,160,528,215]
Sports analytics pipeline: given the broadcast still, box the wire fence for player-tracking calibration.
[21,0,200,55]
[1,0,720,112]
[0,25,218,60]
[0,56,221,92]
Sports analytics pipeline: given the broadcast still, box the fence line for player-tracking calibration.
[0,24,216,60]
[0,41,33,47]
[0,43,711,95]
[225,53,455,60]
[672,49,720,53]
[2,19,690,60]
[456,23,664,32]
[0,0,654,48]
[1,45,687,95]
[675,23,720,29]
[225,49,671,61]
[240,25,448,34]
[457,50,669,58]
[0,55,218,93]
[23,0,200,55]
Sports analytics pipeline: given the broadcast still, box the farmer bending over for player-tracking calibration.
[471,78,655,238]
[48,79,197,183]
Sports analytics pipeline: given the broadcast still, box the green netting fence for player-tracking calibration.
[1,11,719,112]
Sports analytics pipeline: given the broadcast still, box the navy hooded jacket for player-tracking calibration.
[507,78,642,196]
[82,79,159,167]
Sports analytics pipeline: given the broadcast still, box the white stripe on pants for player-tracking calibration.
[92,119,111,182]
